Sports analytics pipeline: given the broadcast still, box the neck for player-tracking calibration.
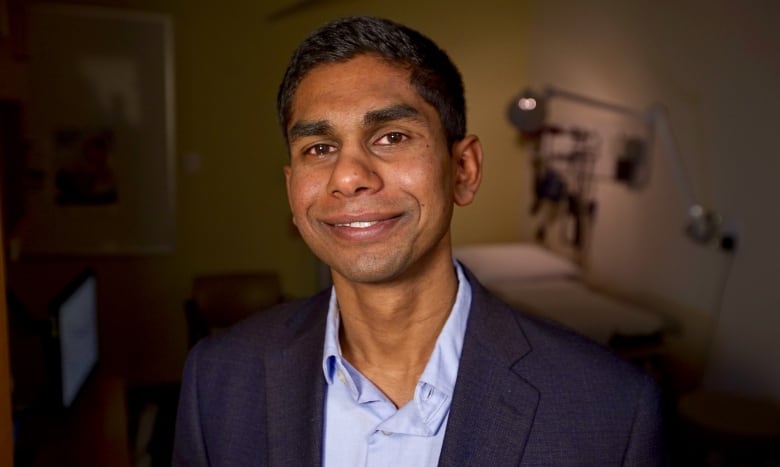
[332,255,459,406]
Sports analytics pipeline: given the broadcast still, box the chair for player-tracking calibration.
[184,272,283,348]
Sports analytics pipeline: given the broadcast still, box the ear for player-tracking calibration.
[451,135,483,206]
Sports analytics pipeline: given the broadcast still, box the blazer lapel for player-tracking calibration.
[439,272,540,466]
[264,291,330,466]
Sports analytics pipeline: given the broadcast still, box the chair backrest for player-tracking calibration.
[185,272,282,348]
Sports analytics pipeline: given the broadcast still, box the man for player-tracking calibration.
[174,16,665,466]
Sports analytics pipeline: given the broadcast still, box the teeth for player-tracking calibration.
[336,221,378,228]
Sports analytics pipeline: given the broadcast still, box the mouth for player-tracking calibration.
[333,220,380,228]
[322,213,404,240]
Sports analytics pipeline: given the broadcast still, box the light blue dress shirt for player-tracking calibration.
[322,262,472,467]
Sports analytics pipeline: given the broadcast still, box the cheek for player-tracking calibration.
[401,151,444,184]
[401,156,452,201]
[287,172,320,215]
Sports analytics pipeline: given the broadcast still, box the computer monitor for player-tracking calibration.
[47,269,99,408]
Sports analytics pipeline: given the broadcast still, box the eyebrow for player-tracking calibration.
[287,120,334,143]
[362,104,424,127]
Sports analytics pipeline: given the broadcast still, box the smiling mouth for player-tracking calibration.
[333,221,379,228]
[320,213,405,243]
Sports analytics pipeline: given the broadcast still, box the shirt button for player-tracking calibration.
[381,430,392,436]
[336,370,346,384]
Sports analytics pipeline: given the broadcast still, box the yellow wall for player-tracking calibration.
[6,0,532,384]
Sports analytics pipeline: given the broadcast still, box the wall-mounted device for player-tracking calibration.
[508,85,728,248]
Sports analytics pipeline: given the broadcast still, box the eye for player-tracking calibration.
[375,131,408,146]
[303,143,335,157]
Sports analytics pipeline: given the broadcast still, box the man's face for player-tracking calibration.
[284,54,474,285]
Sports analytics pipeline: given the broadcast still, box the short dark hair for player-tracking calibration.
[277,16,466,147]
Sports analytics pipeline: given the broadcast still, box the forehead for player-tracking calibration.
[300,53,411,89]
[289,55,422,120]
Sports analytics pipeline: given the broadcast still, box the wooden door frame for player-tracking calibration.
[0,196,14,465]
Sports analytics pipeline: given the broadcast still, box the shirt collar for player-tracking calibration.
[322,289,343,386]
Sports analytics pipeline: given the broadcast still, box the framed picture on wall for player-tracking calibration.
[22,4,175,255]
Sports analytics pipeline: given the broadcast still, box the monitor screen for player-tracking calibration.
[49,269,99,408]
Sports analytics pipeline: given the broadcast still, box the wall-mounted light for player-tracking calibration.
[508,88,548,135]
[508,85,725,247]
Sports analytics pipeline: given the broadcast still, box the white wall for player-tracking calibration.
[524,0,780,400]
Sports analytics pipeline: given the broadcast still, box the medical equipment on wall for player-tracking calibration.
[507,85,727,249]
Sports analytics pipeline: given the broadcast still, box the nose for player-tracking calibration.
[327,146,382,197]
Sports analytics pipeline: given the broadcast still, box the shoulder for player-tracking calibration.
[177,288,329,428]
[518,307,653,388]
[496,305,665,462]
[174,289,330,466]
[187,288,330,366]
[467,274,655,396]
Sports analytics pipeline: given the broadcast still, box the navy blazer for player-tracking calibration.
[174,269,665,466]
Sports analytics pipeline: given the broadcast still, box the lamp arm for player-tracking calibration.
[544,85,648,121]
[649,105,698,211]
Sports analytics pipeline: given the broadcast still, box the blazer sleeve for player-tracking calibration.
[622,375,668,467]
[173,343,210,466]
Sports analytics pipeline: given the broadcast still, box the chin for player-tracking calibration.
[329,253,410,285]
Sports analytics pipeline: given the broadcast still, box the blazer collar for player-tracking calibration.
[438,267,540,465]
